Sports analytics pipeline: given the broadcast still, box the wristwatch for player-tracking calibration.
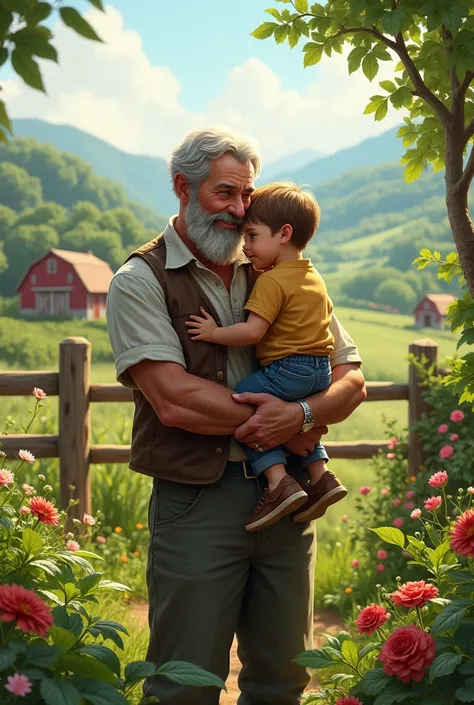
[296,399,315,434]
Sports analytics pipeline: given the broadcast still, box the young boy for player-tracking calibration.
[186,181,347,532]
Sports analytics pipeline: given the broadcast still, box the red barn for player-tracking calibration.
[413,294,455,329]
[17,248,114,319]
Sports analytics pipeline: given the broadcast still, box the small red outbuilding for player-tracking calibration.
[413,294,455,329]
[17,248,114,319]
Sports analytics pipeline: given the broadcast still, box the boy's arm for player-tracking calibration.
[186,308,270,346]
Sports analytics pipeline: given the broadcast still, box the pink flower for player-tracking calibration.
[404,502,415,510]
[451,510,474,558]
[450,434,459,442]
[18,449,35,464]
[411,508,422,519]
[428,471,448,487]
[392,580,439,608]
[376,563,386,572]
[335,698,364,705]
[0,584,53,637]
[19,506,31,515]
[424,496,442,511]
[379,625,435,683]
[33,387,46,400]
[360,485,371,495]
[356,603,391,635]
[386,453,396,460]
[82,513,96,526]
[351,559,360,568]
[0,468,15,486]
[439,445,454,460]
[377,549,388,560]
[5,673,32,697]
[468,487,474,495]
[437,424,449,434]
[450,410,465,422]
[97,535,107,544]
[393,517,404,528]
[66,540,80,552]
[405,490,415,500]
[21,484,34,495]
[381,488,390,496]
[388,437,399,450]
[393,498,402,507]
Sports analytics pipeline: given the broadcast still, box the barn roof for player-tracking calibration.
[417,293,456,316]
[17,248,114,294]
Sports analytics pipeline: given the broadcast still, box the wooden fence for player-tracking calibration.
[0,336,439,520]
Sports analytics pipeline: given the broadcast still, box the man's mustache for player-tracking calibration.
[207,211,244,227]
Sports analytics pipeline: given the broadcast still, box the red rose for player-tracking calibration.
[335,698,364,705]
[356,603,391,635]
[391,580,439,608]
[379,625,435,683]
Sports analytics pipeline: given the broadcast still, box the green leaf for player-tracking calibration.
[0,48,8,67]
[295,0,308,11]
[156,661,227,691]
[12,27,58,62]
[373,682,414,705]
[25,644,62,668]
[251,21,278,39]
[124,660,157,682]
[11,49,45,92]
[49,626,77,650]
[404,156,427,183]
[370,527,405,549]
[87,0,105,9]
[382,9,406,36]
[76,645,121,677]
[60,654,117,684]
[288,25,301,48]
[274,24,289,44]
[70,679,129,705]
[25,2,52,24]
[362,53,379,81]
[0,647,16,671]
[380,80,396,92]
[432,600,473,636]
[59,7,102,41]
[341,639,359,667]
[429,652,463,682]
[375,98,388,121]
[360,668,391,696]
[303,42,323,67]
[0,100,12,135]
[40,679,80,705]
[293,647,337,668]
[456,677,474,703]
[22,527,44,557]
[455,623,474,657]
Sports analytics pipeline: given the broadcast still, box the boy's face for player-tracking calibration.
[242,220,282,270]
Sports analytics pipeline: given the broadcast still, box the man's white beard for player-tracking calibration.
[184,189,244,265]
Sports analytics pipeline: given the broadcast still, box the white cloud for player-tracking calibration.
[5,6,405,163]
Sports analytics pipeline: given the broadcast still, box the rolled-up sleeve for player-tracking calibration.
[106,261,186,388]
[329,313,362,368]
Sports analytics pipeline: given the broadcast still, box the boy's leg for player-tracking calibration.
[293,446,347,523]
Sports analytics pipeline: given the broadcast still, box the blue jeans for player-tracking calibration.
[235,354,331,476]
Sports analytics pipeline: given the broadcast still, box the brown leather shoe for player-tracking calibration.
[293,471,347,523]
[245,476,308,533]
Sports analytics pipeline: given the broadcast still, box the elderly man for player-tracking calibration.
[107,127,365,705]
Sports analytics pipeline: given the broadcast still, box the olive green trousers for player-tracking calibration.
[143,461,316,705]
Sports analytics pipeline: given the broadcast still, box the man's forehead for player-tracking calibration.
[209,154,255,188]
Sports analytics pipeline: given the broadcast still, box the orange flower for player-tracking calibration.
[114,526,122,534]
[120,555,128,563]
[29,497,60,525]
[344,587,353,594]
[136,523,144,530]
[133,551,140,557]
[409,476,417,483]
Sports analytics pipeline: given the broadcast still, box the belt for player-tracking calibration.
[226,460,259,480]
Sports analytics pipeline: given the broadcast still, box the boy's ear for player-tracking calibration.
[280,224,293,245]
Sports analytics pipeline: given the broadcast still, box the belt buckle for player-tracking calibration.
[243,461,257,479]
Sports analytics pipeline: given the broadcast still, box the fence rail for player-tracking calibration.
[0,336,439,520]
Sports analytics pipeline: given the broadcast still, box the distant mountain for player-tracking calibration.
[12,119,177,216]
[260,147,325,181]
[282,126,404,187]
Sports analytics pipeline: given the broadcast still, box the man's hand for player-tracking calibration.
[185,308,218,342]
[284,425,328,457]
[233,392,303,449]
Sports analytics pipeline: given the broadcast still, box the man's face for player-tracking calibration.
[184,154,255,265]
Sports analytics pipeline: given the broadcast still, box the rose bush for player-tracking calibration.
[0,390,225,704]
[297,473,474,705]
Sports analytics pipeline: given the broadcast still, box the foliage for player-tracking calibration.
[0,392,226,704]
[0,1,104,143]
[374,279,418,313]
[299,482,474,705]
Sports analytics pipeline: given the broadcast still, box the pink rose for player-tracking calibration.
[428,471,448,487]
[439,445,454,460]
[351,559,360,568]
[377,549,388,560]
[468,488,474,495]
[388,437,399,450]
[411,508,422,519]
[393,517,404,528]
[391,580,439,608]
[360,485,371,495]
[424,496,442,511]
[392,498,402,507]
[376,563,386,572]
[450,410,465,422]
[379,625,435,683]
[450,434,459,442]
[404,502,415,510]
[437,424,449,434]
[32,387,46,400]
[381,488,390,496]
[66,540,80,552]
[386,453,396,460]
[405,490,415,500]
[96,536,107,544]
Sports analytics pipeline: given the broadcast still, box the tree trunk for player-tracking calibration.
[445,127,474,297]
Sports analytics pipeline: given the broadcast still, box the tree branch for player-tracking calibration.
[454,144,474,195]
[461,71,474,96]
[463,117,474,146]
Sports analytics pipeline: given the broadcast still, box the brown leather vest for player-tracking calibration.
[124,233,254,484]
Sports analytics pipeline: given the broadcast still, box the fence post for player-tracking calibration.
[408,338,438,477]
[59,337,91,521]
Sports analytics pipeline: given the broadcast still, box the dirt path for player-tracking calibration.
[131,603,344,704]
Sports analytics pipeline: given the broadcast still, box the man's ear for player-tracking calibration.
[174,173,191,205]
[280,224,293,245]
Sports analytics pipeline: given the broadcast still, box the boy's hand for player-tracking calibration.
[185,307,218,342]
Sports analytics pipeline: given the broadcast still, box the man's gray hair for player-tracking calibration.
[169,127,261,191]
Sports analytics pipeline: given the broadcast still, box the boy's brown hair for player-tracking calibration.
[245,180,320,250]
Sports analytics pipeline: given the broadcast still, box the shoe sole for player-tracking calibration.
[245,491,308,532]
[293,486,348,523]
